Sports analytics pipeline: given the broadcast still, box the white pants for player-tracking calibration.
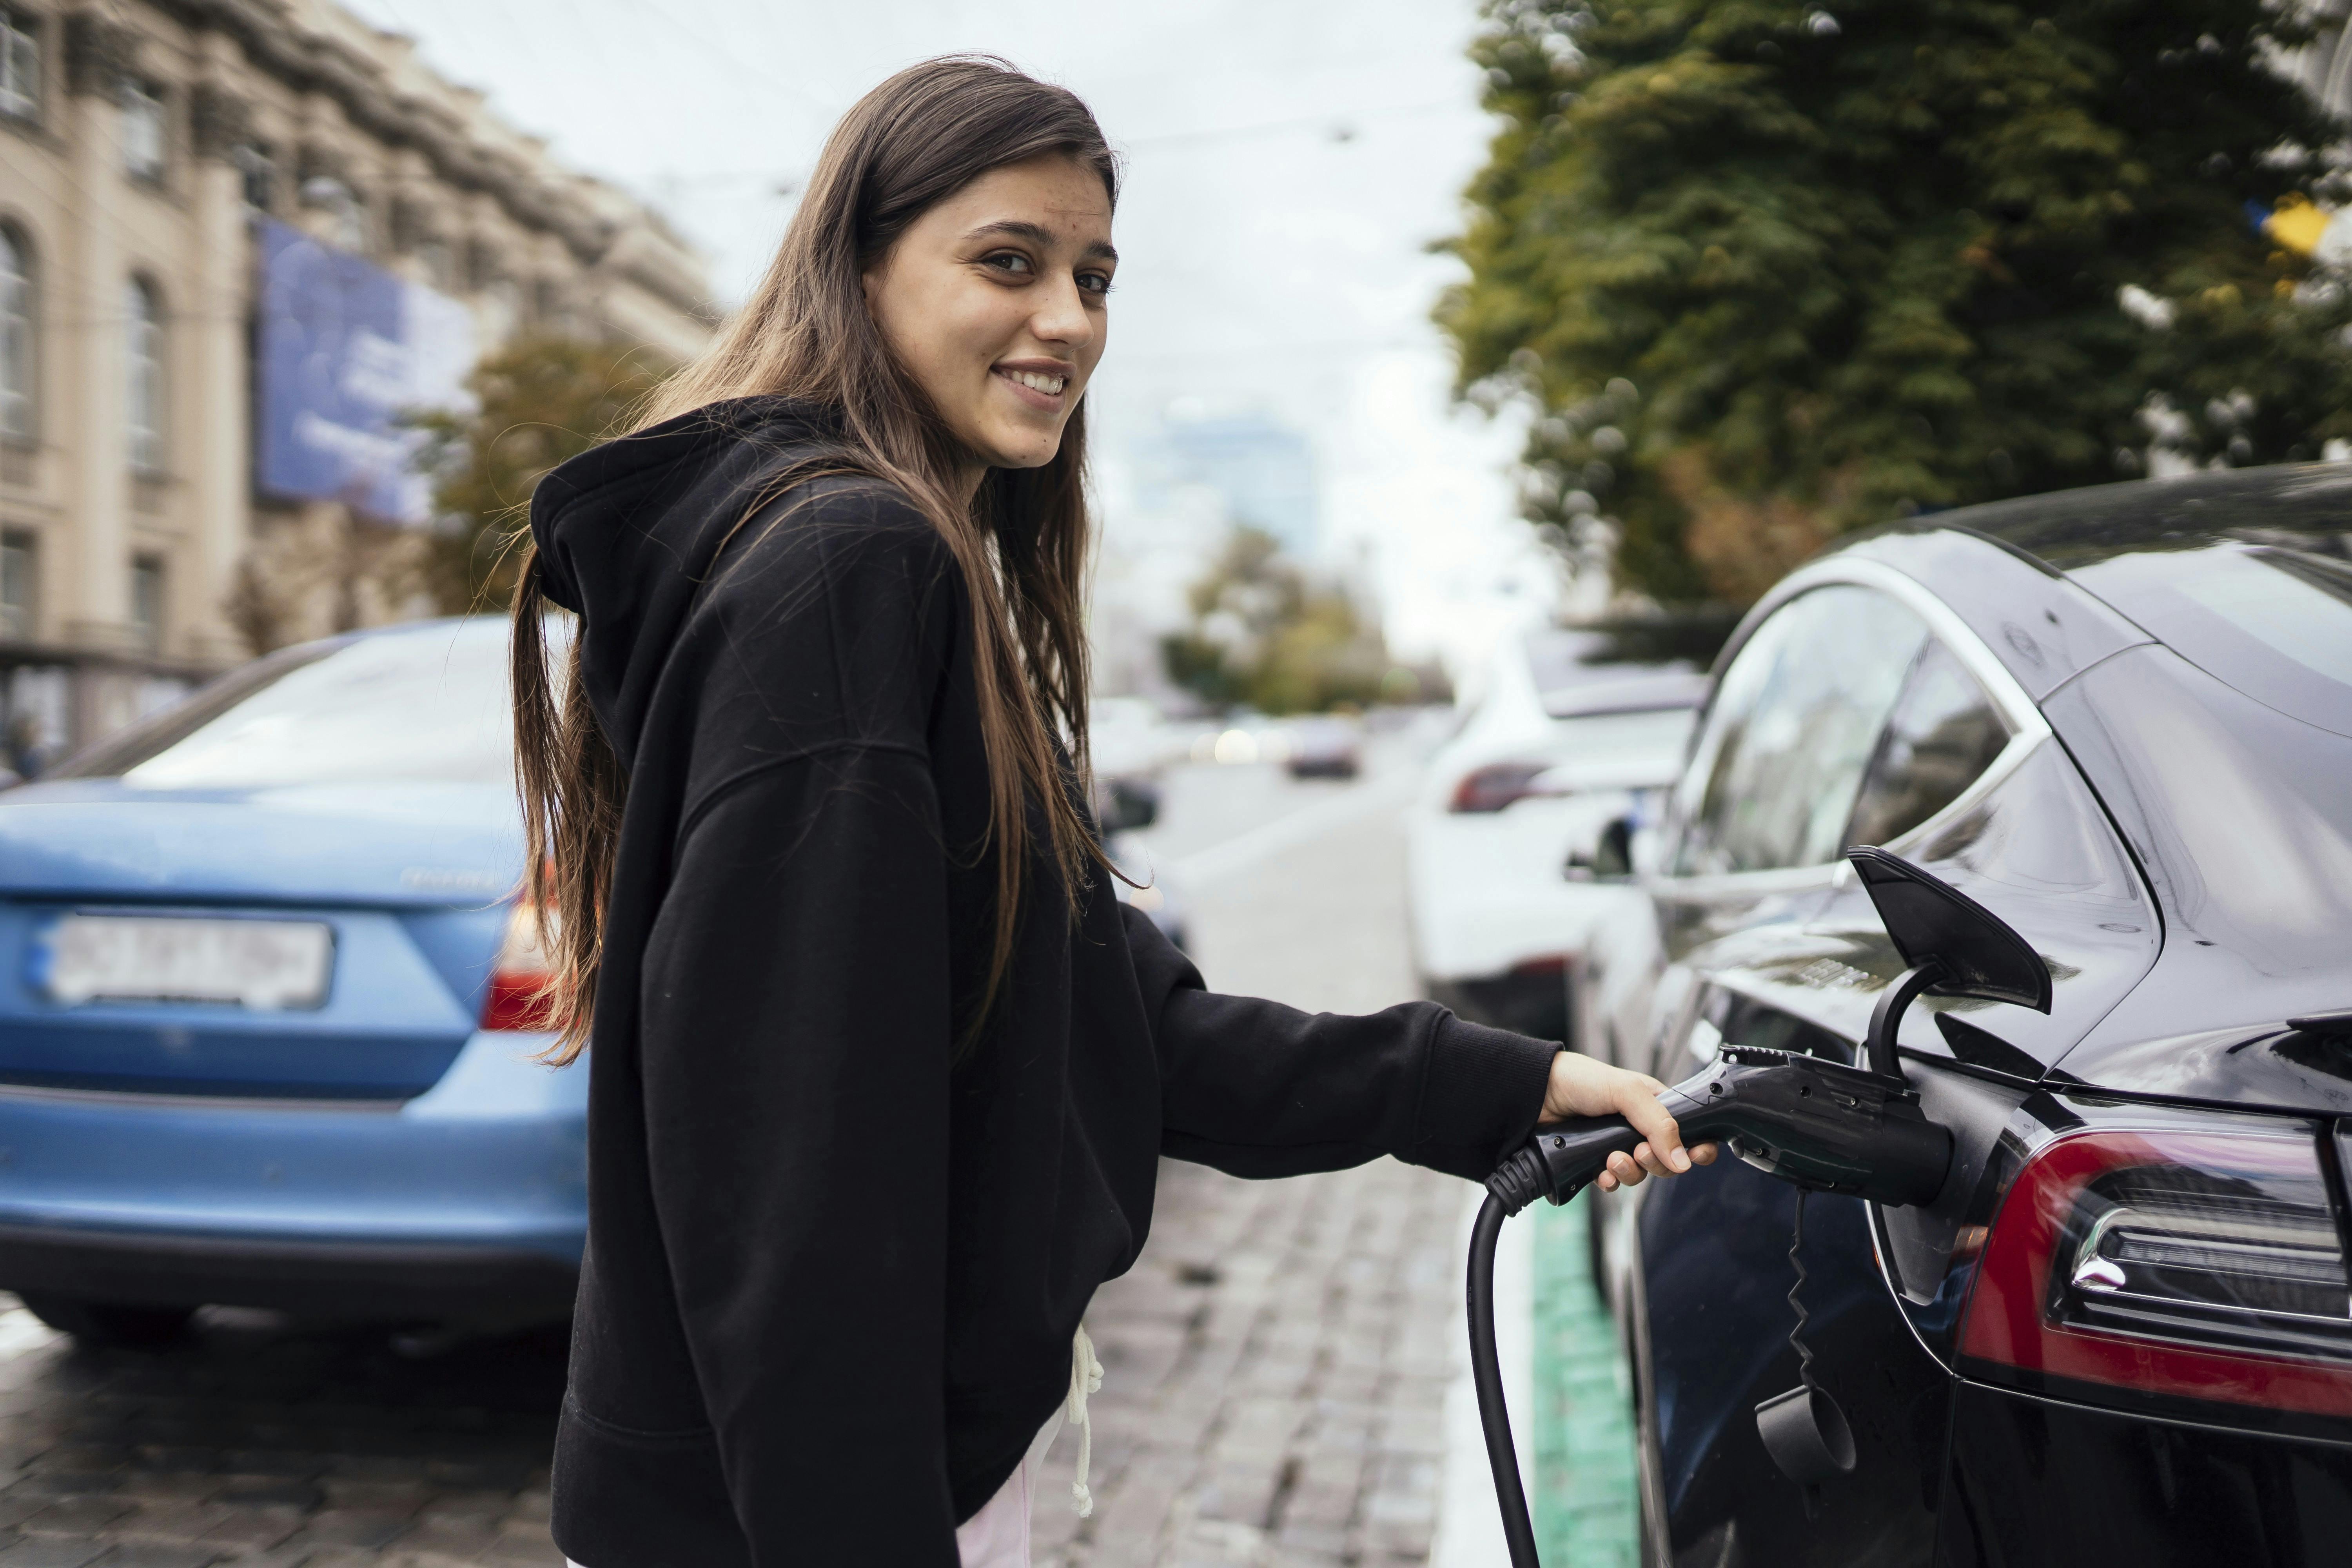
[957,1411,1065,1568]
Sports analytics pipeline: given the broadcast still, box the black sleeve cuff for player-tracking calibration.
[1409,1015,1561,1183]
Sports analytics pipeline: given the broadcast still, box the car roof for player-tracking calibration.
[1880,463,2352,572]
[1543,669,1711,720]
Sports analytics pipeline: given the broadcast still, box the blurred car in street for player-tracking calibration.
[0,617,575,1344]
[1279,714,1363,780]
[1407,625,1704,1042]
[1585,465,2352,1564]
[1091,695,1191,780]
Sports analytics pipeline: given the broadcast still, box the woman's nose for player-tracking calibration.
[1029,278,1096,350]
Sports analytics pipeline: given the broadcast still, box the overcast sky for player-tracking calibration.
[343,0,1568,671]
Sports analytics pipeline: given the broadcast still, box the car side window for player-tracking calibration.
[1669,584,1928,875]
[1845,639,2013,849]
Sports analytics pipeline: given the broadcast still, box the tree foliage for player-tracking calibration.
[409,336,674,615]
[1437,0,2352,603]
[1160,529,1396,713]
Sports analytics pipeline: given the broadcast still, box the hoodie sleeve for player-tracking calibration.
[1120,904,1560,1183]
[634,495,965,1565]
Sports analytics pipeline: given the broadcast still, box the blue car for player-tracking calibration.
[0,616,581,1344]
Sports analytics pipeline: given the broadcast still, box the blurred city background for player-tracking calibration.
[1,1,2350,1565]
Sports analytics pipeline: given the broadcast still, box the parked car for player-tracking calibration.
[1584,465,2352,1565]
[0,617,577,1343]
[1281,714,1364,780]
[1408,625,1705,1041]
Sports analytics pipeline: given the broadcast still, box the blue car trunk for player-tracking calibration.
[0,781,522,1100]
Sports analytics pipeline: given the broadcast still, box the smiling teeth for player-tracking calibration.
[1006,370,1066,395]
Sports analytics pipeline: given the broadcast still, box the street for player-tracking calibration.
[0,747,1472,1568]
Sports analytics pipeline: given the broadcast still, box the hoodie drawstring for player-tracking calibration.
[1067,1325,1103,1517]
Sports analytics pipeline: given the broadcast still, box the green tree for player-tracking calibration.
[1438,0,2352,604]
[1160,528,1394,713]
[409,336,674,614]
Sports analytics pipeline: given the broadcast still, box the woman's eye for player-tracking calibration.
[983,252,1034,276]
[1078,271,1114,297]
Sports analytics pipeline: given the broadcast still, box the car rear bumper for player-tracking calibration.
[1938,1378,2352,1565]
[0,1030,584,1321]
[0,1225,578,1321]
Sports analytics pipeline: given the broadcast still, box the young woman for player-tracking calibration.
[511,56,1710,1568]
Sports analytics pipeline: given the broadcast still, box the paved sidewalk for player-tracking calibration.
[0,1302,564,1568]
[1034,1156,1466,1568]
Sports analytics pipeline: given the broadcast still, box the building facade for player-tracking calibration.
[0,0,713,766]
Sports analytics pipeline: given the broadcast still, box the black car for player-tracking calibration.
[1579,464,2352,1565]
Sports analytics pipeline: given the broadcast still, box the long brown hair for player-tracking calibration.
[511,56,1116,1061]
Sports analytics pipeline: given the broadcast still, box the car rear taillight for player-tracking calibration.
[1450,763,1555,813]
[479,901,558,1034]
[1959,1124,2352,1416]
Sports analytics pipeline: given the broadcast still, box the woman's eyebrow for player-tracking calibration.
[964,220,1118,264]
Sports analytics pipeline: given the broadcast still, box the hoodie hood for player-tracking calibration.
[529,397,844,773]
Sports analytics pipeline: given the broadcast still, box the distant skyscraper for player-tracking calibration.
[1133,408,1321,558]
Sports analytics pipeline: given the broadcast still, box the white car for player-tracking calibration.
[1406,629,1706,1043]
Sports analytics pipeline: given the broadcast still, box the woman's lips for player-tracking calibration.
[993,365,1071,411]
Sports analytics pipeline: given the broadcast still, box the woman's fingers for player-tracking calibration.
[1616,1082,1695,1173]
[1594,1139,1720,1193]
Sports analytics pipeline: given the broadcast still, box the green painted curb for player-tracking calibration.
[1530,1192,1638,1567]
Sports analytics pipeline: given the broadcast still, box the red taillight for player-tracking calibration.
[1450,762,1555,814]
[480,902,559,1034]
[1958,1125,2352,1416]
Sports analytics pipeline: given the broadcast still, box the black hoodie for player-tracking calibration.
[530,398,1559,1567]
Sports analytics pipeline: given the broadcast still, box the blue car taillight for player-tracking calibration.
[1960,1120,2352,1416]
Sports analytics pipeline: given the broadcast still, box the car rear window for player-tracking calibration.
[51,619,518,788]
[2069,541,2352,738]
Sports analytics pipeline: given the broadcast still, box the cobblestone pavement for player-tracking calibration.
[0,1304,566,1568]
[1034,1157,1463,1568]
[0,755,1464,1568]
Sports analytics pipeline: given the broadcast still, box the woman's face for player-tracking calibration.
[863,154,1115,486]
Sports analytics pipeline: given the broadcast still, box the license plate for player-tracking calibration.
[39,915,334,1010]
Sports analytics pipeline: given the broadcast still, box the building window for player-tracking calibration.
[0,225,30,440]
[0,530,32,641]
[125,278,163,474]
[414,238,452,290]
[121,79,166,182]
[129,553,163,653]
[234,141,276,212]
[0,9,38,123]
[465,239,499,292]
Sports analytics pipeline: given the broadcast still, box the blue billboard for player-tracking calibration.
[254,218,476,525]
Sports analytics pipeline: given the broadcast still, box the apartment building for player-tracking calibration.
[0,0,713,764]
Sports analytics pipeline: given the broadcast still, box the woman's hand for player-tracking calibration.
[1542,1052,1719,1192]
